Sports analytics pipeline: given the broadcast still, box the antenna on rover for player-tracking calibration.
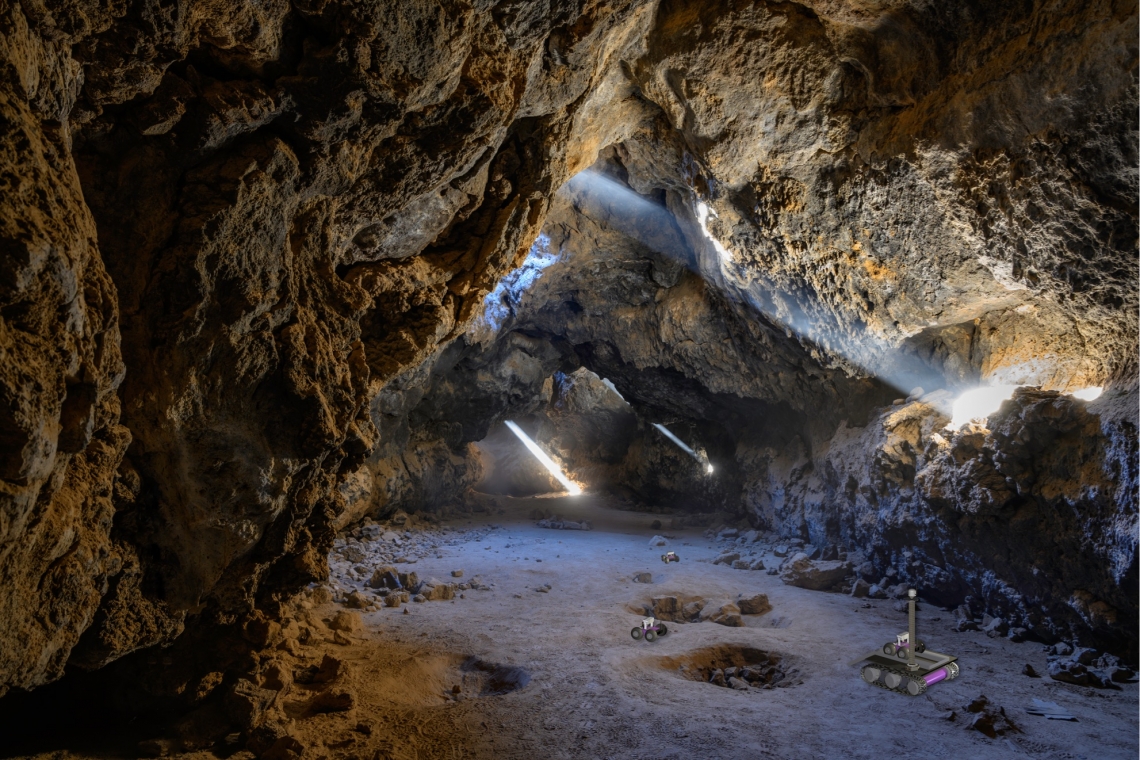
[907,589,919,672]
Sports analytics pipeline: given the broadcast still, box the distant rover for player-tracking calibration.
[852,589,960,695]
[661,551,680,563]
[631,616,668,642]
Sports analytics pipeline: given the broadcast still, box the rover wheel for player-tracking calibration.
[916,641,926,654]
[896,647,908,659]
[861,665,881,685]
[631,628,642,640]
[883,671,903,689]
[657,624,668,636]
[882,643,895,656]
[645,630,657,642]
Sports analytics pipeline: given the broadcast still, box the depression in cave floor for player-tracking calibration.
[280,494,1138,760]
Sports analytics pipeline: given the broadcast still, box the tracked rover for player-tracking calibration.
[852,588,960,695]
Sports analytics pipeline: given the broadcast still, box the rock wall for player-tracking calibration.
[751,386,1138,655]
[0,0,1135,696]
[0,0,660,695]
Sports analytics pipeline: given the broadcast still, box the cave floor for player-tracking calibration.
[301,494,1138,760]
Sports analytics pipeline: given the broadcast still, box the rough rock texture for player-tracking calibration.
[0,0,660,696]
[0,0,1136,700]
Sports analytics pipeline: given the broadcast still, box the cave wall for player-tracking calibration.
[0,0,661,696]
[0,0,1135,697]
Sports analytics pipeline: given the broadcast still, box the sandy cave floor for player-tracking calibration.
[6,493,1137,760]
[288,493,1139,760]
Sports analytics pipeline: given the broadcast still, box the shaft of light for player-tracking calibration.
[947,385,1019,431]
[504,421,582,495]
[696,201,732,263]
[652,423,699,460]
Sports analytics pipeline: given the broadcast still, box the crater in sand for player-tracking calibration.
[651,644,804,691]
[359,651,532,707]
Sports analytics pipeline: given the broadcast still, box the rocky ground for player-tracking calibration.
[9,494,1134,760]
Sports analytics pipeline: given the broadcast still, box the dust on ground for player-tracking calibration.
[275,492,1138,760]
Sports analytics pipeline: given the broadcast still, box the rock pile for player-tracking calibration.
[704,526,853,585]
[630,593,771,628]
[536,517,592,531]
[962,695,1019,739]
[327,518,496,609]
[704,658,802,692]
[1044,643,1133,689]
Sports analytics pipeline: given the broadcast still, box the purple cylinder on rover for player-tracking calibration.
[923,666,951,687]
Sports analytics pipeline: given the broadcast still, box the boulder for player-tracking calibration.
[713,552,740,566]
[343,591,371,609]
[849,579,871,598]
[223,678,276,730]
[368,566,401,589]
[314,655,348,683]
[311,685,357,713]
[414,577,457,601]
[681,600,707,620]
[983,617,1009,638]
[700,602,743,627]
[737,593,771,615]
[963,695,1019,738]
[329,611,363,633]
[261,661,293,692]
[650,596,683,618]
[779,557,852,591]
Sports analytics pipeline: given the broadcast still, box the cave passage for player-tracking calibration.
[0,0,1136,758]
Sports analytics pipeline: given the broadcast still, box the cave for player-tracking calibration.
[0,1,1136,758]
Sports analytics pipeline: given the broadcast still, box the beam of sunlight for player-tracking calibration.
[696,201,732,263]
[652,423,713,474]
[689,197,952,398]
[1071,386,1103,401]
[471,232,560,339]
[504,420,582,495]
[563,167,1074,409]
[567,168,930,396]
[561,170,691,263]
[946,385,1020,431]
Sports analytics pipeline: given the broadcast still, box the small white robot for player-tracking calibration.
[630,616,668,642]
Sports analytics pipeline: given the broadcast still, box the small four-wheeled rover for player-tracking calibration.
[631,616,668,642]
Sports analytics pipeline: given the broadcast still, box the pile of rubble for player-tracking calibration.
[704,659,801,692]
[327,512,496,609]
[1042,643,1134,689]
[704,527,854,591]
[630,593,771,628]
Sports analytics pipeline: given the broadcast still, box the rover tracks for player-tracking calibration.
[861,663,928,696]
